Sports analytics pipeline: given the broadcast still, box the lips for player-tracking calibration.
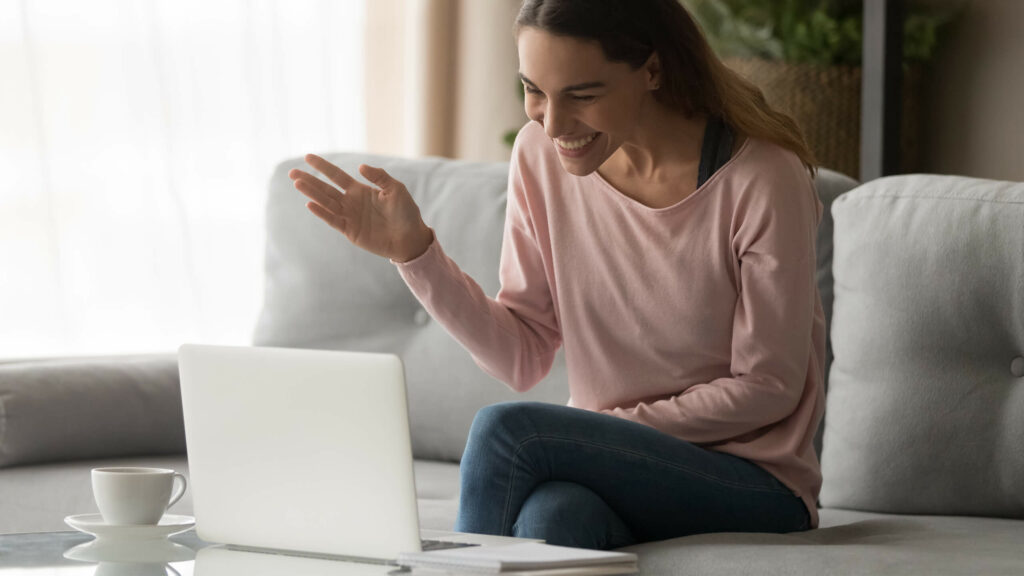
[554,132,601,157]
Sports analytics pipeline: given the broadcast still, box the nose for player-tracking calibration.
[530,100,572,141]
[544,102,573,140]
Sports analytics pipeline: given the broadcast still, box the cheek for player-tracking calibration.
[525,100,542,123]
[583,103,623,134]
[595,94,642,132]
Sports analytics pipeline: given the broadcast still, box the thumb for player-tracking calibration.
[358,164,398,189]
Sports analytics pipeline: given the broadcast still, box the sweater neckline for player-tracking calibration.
[589,136,752,215]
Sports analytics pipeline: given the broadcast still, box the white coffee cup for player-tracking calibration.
[92,467,187,525]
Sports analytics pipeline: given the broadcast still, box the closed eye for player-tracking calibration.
[524,86,596,102]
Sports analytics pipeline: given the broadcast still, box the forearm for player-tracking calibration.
[394,234,560,392]
[603,373,804,444]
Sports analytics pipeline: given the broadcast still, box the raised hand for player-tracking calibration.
[289,154,434,263]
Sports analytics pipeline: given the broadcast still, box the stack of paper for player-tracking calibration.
[396,542,638,575]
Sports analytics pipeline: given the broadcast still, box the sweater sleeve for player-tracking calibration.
[605,167,822,444]
[392,143,562,392]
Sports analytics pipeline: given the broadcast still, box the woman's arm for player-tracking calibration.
[394,145,562,392]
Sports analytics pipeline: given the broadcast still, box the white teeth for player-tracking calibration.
[556,133,598,150]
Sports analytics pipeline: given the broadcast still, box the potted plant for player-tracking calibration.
[683,0,961,178]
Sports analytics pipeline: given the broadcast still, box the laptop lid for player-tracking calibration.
[178,343,422,561]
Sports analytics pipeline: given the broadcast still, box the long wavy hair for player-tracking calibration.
[514,0,818,174]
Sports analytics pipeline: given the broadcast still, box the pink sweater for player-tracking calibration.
[394,121,826,528]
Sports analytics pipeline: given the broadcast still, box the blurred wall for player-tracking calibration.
[922,0,1024,181]
[365,0,525,162]
[453,0,527,162]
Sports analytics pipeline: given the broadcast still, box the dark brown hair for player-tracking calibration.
[515,0,817,174]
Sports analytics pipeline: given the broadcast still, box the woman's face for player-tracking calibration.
[517,27,657,176]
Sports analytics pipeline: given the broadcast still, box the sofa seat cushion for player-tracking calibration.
[415,491,1024,574]
[625,508,1024,575]
[410,460,461,531]
[415,472,1024,575]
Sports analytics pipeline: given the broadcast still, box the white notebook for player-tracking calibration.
[404,567,639,576]
[396,542,639,574]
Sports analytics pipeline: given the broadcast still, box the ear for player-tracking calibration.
[643,52,662,90]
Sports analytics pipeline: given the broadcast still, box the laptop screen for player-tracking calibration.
[178,344,422,561]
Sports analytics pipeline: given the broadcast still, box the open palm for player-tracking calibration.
[289,154,432,262]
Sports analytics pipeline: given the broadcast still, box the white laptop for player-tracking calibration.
[177,343,532,565]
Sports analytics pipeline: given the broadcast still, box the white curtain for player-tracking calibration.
[0,0,366,360]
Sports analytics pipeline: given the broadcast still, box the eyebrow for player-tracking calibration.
[518,72,606,93]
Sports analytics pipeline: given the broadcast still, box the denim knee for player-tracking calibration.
[467,402,534,439]
[461,403,532,481]
[463,403,535,463]
[512,481,635,550]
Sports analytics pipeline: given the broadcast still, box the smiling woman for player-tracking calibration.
[290,0,827,550]
[0,0,366,360]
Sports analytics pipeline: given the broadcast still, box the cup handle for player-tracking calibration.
[166,473,187,510]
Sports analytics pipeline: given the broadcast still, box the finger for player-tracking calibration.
[306,154,362,192]
[306,201,347,235]
[293,173,345,214]
[358,164,399,190]
[288,168,322,182]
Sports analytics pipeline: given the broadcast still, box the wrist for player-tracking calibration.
[393,225,433,263]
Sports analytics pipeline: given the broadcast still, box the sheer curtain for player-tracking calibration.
[0,0,366,360]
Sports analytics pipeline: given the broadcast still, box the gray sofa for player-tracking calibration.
[2,150,1022,575]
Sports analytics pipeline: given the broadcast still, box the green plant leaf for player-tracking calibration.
[683,0,962,66]
[503,129,518,148]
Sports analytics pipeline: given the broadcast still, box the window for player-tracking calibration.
[0,0,366,359]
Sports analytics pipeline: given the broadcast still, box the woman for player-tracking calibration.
[289,0,825,550]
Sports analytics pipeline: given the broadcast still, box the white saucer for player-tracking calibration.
[64,537,196,564]
[65,513,195,541]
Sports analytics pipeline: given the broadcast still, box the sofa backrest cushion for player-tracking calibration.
[254,152,857,463]
[820,174,1024,518]
[0,355,184,468]
[812,168,860,458]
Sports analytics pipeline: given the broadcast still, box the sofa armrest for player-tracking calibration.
[0,354,185,469]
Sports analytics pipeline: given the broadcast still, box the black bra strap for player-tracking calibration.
[697,116,735,188]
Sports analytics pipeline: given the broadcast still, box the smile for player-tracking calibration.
[555,133,599,150]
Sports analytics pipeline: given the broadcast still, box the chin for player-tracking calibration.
[554,141,613,177]
[557,159,602,177]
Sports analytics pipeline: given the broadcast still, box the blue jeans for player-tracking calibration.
[454,402,811,549]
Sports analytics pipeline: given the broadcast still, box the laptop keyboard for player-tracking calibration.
[420,539,481,552]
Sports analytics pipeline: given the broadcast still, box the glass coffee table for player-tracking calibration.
[0,529,411,575]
